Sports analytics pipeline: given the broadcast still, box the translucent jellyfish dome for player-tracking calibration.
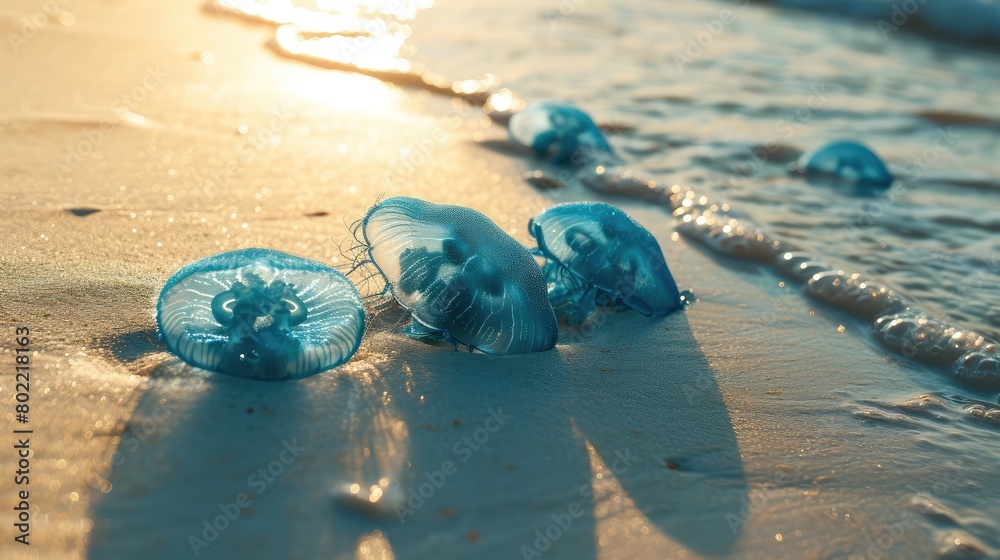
[529,202,683,324]
[360,197,558,355]
[791,140,894,188]
[156,248,365,380]
[508,101,614,164]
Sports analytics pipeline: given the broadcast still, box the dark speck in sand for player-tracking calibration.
[304,211,329,217]
[666,461,679,471]
[247,407,254,414]
[523,170,563,190]
[476,138,533,157]
[67,207,100,217]
[467,531,479,542]
[452,419,461,426]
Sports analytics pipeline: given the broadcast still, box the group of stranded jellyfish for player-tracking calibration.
[158,100,998,390]
[157,193,686,380]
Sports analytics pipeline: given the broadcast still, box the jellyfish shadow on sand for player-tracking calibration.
[86,306,745,559]
[562,309,748,556]
[328,306,747,559]
[89,326,407,559]
[85,352,320,559]
[340,195,744,554]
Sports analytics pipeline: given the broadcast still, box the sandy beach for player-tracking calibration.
[2,0,999,559]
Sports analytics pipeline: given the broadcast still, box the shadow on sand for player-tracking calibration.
[87,309,745,559]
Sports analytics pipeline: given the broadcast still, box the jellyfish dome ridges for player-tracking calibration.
[156,248,365,380]
[529,202,683,324]
[360,197,558,355]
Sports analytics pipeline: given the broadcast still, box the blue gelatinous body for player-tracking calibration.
[529,202,682,324]
[156,248,365,380]
[508,101,614,164]
[362,197,557,354]
[792,140,893,188]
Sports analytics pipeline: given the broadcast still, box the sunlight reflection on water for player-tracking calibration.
[212,0,513,104]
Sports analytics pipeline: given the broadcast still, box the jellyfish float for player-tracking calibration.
[156,248,365,380]
[508,101,617,165]
[790,140,894,188]
[529,202,685,324]
[358,197,557,354]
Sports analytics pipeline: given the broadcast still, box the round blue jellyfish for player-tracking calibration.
[790,140,894,188]
[156,248,365,380]
[358,197,557,355]
[528,202,683,324]
[508,101,616,165]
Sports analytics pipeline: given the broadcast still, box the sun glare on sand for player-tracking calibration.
[285,69,399,110]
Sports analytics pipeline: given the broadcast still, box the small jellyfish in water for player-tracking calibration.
[156,248,365,380]
[508,101,616,165]
[528,202,685,324]
[357,197,557,355]
[790,140,894,188]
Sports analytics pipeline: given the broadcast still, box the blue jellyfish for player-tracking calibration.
[359,197,557,354]
[508,101,616,165]
[528,202,683,324]
[156,248,365,380]
[791,140,894,188]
